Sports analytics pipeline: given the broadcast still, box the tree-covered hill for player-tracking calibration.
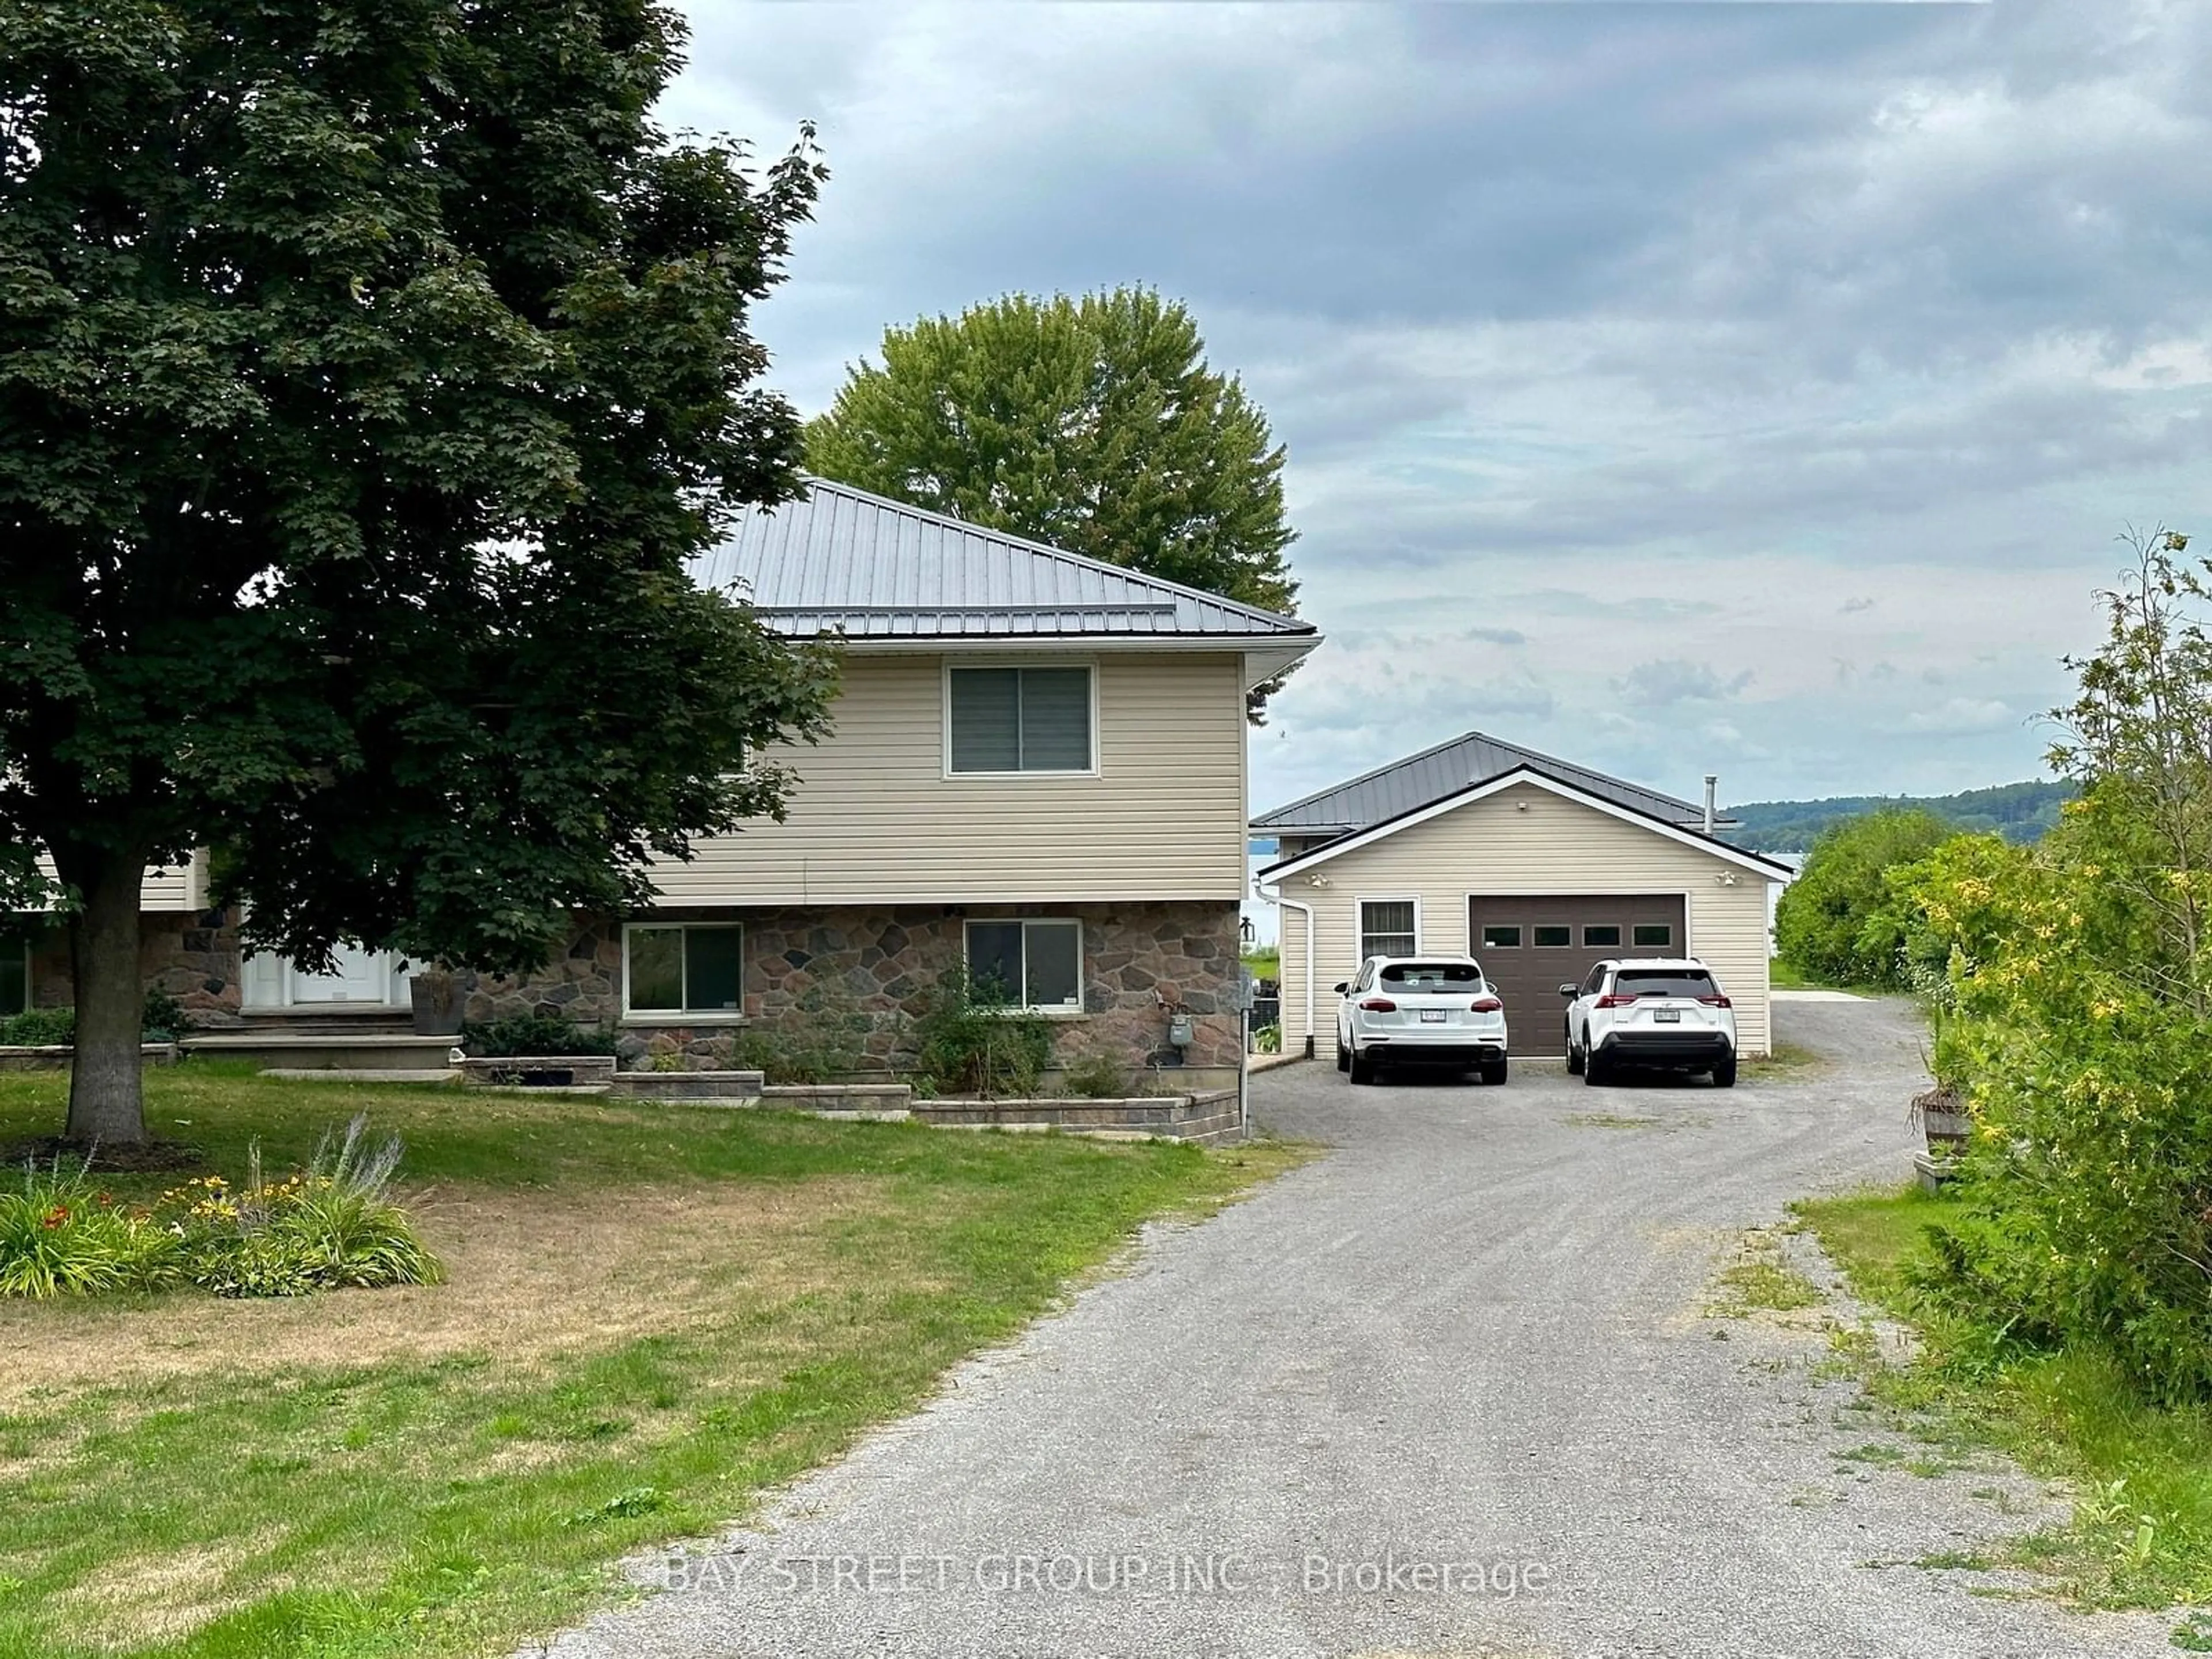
[1722,779,2074,854]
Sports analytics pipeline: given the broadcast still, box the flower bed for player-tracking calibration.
[1,1115,441,1300]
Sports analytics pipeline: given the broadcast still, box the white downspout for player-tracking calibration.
[1259,874,1318,1061]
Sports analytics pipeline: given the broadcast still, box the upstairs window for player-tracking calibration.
[948,666,1094,774]
[624,923,744,1017]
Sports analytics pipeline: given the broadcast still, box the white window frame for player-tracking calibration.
[1356,896,1422,964]
[962,917,1086,1015]
[942,660,1101,779]
[621,921,747,1023]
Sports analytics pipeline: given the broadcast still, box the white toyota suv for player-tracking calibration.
[1334,955,1509,1086]
[1560,957,1738,1087]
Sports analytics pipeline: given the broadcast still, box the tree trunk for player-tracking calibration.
[63,847,149,1146]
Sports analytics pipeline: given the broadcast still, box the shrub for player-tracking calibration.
[0,1006,74,1047]
[142,986,188,1041]
[463,1014,620,1058]
[1252,1023,1282,1055]
[1058,1051,1128,1099]
[0,987,189,1047]
[1774,806,1956,988]
[910,972,1054,1098]
[0,1159,182,1298]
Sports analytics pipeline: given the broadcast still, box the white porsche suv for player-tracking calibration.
[1334,955,1510,1086]
[1560,958,1738,1087]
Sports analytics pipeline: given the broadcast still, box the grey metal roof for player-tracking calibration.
[692,478,1315,641]
[1253,730,1714,835]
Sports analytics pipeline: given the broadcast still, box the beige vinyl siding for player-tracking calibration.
[1275,780,1776,1056]
[29,851,203,912]
[647,651,1249,906]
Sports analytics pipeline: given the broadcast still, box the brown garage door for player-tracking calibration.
[1467,894,1688,1056]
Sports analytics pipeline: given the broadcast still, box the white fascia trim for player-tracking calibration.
[843,632,1321,692]
[1260,767,1791,884]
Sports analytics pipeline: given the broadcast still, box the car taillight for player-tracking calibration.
[1470,995,1503,1013]
[1595,993,1639,1009]
[1698,994,1732,1008]
[1358,998,1397,1013]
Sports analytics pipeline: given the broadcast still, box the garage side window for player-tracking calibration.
[948,667,1094,773]
[1358,900,1418,961]
[625,923,743,1017]
[965,919,1084,1012]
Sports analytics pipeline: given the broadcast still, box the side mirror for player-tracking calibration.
[1332,981,1349,995]
[1558,983,1579,998]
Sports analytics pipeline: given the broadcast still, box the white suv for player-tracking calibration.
[1334,955,1509,1086]
[1560,958,1737,1087]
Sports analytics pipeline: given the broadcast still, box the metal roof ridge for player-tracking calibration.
[790,475,1315,636]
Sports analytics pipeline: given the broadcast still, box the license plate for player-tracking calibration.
[1419,1009,1448,1023]
[1653,1009,1682,1023]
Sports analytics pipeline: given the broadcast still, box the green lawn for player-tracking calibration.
[0,1064,1302,1658]
[1797,1185,2212,1621]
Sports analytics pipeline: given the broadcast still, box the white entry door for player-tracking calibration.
[243,946,406,1010]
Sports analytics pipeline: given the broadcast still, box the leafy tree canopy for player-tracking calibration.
[1773,806,1957,988]
[804,287,1300,716]
[0,0,836,1142]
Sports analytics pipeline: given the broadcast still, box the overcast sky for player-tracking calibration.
[665,1,2211,816]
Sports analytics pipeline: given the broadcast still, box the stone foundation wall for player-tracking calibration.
[16,911,245,1024]
[465,900,1244,1082]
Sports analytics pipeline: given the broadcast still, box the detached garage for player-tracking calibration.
[1254,733,1790,1060]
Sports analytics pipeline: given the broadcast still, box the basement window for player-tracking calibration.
[624,923,744,1018]
[965,919,1083,1013]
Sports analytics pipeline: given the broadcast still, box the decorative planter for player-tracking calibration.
[1913,1086,1971,1156]
[408,973,467,1037]
[458,1054,618,1089]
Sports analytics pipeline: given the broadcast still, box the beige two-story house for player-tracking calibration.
[9,481,1317,1088]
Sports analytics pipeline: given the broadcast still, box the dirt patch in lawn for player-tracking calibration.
[0,1177,895,1409]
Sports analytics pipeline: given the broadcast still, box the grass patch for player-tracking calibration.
[1797,1184,2212,1617]
[1563,1112,1668,1131]
[1743,1040,1828,1078]
[1711,1229,1823,1316]
[1767,961,1893,997]
[0,1065,1302,1656]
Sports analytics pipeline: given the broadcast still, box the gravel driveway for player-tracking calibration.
[541,996,2173,1658]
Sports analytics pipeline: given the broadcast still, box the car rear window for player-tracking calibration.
[1615,969,1717,998]
[1380,963,1484,991]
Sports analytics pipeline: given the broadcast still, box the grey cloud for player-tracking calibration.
[1615,660,1756,709]
[680,1,2211,802]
